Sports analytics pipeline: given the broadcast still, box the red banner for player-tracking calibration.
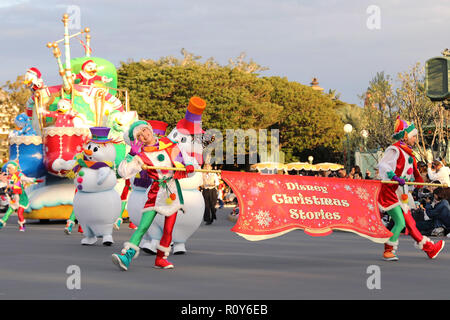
[221,171,392,243]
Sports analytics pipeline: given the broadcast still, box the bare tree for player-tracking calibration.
[397,62,445,161]
[360,72,401,150]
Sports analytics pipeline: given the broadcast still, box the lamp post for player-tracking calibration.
[343,124,353,172]
[360,129,369,178]
[361,129,368,151]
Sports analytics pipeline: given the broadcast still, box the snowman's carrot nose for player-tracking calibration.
[84,149,93,156]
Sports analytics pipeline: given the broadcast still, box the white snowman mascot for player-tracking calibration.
[54,127,121,245]
[147,97,207,254]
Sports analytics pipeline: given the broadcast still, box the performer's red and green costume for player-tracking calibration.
[112,120,195,270]
[0,161,40,231]
[378,117,445,260]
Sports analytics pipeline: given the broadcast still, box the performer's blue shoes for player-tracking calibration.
[64,220,74,235]
[112,248,136,271]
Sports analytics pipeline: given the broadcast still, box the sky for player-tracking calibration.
[0,0,449,106]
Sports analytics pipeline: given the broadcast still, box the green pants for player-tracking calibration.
[1,206,14,223]
[68,209,76,222]
[386,206,406,243]
[128,210,157,247]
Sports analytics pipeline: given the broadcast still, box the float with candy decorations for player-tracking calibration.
[9,14,137,220]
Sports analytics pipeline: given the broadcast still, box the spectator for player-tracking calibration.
[319,170,332,177]
[416,187,450,236]
[217,180,225,209]
[427,160,450,186]
[224,188,236,204]
[328,171,338,178]
[412,200,426,223]
[417,161,430,183]
[337,168,347,178]
[365,169,372,180]
[374,168,381,180]
[354,172,363,179]
[348,165,362,179]
[202,163,219,225]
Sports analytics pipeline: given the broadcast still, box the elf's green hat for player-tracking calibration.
[124,120,153,145]
[2,160,19,172]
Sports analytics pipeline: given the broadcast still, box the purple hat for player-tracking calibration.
[89,127,112,144]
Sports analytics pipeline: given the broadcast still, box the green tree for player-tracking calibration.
[265,76,345,163]
[1,75,29,114]
[118,50,281,132]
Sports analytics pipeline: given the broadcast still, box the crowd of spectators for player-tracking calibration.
[411,160,450,237]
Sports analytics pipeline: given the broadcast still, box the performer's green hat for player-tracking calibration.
[124,120,153,145]
[2,160,19,172]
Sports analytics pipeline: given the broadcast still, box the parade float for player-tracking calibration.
[10,14,137,221]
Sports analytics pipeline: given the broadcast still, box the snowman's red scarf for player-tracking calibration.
[72,153,114,173]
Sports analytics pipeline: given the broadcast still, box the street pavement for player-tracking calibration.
[0,206,450,300]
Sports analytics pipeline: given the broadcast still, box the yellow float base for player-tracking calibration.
[24,206,128,220]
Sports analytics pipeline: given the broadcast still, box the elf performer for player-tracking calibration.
[378,116,445,261]
[112,120,196,270]
[114,120,168,231]
[0,161,42,231]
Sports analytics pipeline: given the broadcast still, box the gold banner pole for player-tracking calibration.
[139,167,448,186]
[33,95,43,134]
[381,180,448,188]
[62,13,73,93]
[142,165,221,174]
[47,42,71,92]
[85,27,91,57]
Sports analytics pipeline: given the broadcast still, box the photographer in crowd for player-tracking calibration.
[427,160,450,186]
[416,187,450,237]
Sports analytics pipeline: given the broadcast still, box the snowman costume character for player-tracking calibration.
[112,120,196,270]
[66,127,121,246]
[378,116,445,261]
[147,97,206,254]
